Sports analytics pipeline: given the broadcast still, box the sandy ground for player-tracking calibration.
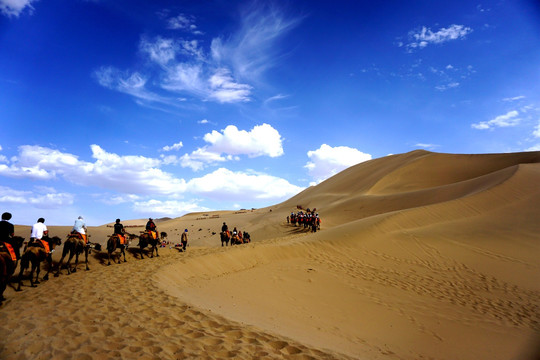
[1,150,539,359]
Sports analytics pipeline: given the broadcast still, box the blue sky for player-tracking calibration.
[1,0,539,226]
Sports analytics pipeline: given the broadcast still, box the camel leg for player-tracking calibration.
[16,264,25,291]
[34,262,41,285]
[43,255,52,281]
[55,248,69,277]
[85,248,90,271]
[155,245,159,257]
[66,251,76,274]
[122,247,127,263]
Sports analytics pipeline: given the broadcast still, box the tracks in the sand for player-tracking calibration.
[0,246,352,360]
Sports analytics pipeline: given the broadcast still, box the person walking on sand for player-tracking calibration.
[181,229,188,251]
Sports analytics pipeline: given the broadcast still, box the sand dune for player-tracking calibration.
[1,150,539,359]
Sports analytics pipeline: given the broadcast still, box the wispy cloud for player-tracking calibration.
[402,24,473,51]
[167,13,203,35]
[471,110,521,130]
[0,0,36,17]
[502,95,525,102]
[96,4,298,105]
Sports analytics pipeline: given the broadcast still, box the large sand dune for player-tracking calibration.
[1,150,539,359]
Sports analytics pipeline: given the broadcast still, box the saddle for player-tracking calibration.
[35,239,51,253]
[70,231,88,245]
[112,234,126,245]
[1,242,17,261]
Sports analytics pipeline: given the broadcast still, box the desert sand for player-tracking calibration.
[1,150,539,359]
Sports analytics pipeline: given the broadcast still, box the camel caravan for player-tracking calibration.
[0,214,174,303]
[287,207,321,232]
[219,222,252,246]
[0,211,262,302]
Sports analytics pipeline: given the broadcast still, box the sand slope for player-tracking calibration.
[1,150,539,359]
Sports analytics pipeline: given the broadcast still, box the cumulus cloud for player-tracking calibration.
[471,110,521,130]
[0,0,36,17]
[186,168,303,201]
[0,185,74,209]
[162,141,183,152]
[204,124,283,157]
[0,145,187,195]
[404,24,472,50]
[305,144,372,183]
[180,123,283,171]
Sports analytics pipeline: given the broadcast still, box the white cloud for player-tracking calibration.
[0,145,187,195]
[94,66,171,105]
[167,13,202,34]
[0,185,74,209]
[179,123,284,171]
[0,0,36,17]
[305,144,372,183]
[533,121,540,138]
[162,141,183,152]
[435,82,460,91]
[471,110,521,130]
[140,36,177,65]
[198,119,209,124]
[415,143,439,150]
[186,168,304,201]
[132,199,210,217]
[97,5,298,105]
[207,68,251,103]
[405,24,472,50]
[204,123,283,157]
[503,95,525,102]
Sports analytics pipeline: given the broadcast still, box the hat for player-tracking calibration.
[78,216,84,220]
[184,229,188,232]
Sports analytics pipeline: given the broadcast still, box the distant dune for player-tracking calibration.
[2,150,539,360]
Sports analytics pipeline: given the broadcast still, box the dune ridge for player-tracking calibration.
[1,150,539,359]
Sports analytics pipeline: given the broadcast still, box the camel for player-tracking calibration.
[0,236,25,301]
[136,231,159,259]
[55,233,100,276]
[106,234,130,265]
[220,231,230,247]
[17,236,62,290]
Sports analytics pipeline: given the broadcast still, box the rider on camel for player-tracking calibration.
[0,212,18,261]
[72,216,88,244]
[29,217,50,253]
[146,218,158,240]
[114,219,126,245]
